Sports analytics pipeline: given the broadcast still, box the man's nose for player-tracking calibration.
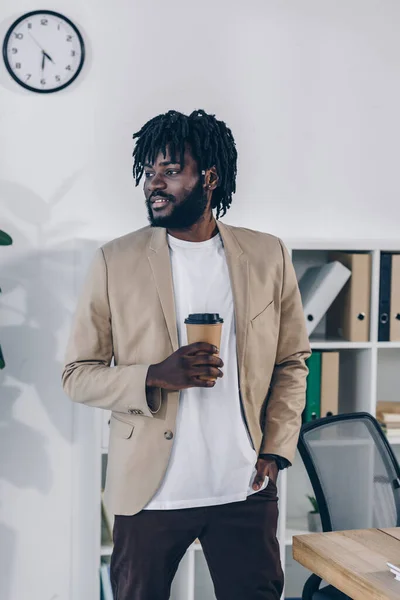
[147,173,167,193]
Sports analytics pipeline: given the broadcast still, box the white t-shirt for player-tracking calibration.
[144,232,268,510]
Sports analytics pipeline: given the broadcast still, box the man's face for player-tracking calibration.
[143,145,208,229]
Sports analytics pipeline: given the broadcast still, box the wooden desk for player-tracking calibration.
[293,528,400,600]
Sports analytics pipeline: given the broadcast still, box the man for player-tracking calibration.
[62,109,311,600]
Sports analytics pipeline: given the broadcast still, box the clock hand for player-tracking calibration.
[28,31,45,52]
[29,33,56,65]
[41,51,45,71]
[43,51,55,64]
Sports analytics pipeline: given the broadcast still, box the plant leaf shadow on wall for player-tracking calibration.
[0,175,88,600]
[0,242,79,600]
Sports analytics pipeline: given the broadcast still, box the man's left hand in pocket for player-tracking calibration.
[252,457,278,491]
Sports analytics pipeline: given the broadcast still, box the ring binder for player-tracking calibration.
[298,262,351,336]
[327,252,372,342]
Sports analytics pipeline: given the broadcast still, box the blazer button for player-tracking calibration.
[164,430,174,440]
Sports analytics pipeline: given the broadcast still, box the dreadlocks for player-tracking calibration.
[132,109,238,220]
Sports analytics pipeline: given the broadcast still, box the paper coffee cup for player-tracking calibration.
[185,313,223,381]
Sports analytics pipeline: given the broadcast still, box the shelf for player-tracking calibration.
[310,337,372,350]
[377,342,400,349]
[287,239,400,251]
[285,518,310,546]
[387,437,400,445]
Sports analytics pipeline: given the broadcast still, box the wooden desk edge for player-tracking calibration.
[292,534,329,581]
[292,534,387,600]
[379,528,400,542]
[292,534,324,574]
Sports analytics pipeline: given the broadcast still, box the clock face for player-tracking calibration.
[3,10,85,93]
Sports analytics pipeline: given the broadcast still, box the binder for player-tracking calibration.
[390,254,400,341]
[327,252,371,342]
[298,262,351,336]
[304,352,321,423]
[320,352,340,417]
[378,253,391,342]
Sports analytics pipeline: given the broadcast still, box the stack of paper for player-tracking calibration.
[382,413,400,439]
[377,401,400,441]
[387,562,400,581]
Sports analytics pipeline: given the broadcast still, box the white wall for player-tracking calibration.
[1,1,400,598]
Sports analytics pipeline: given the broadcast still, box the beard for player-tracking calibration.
[145,179,209,229]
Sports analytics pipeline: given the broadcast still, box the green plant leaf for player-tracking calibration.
[0,230,13,246]
[306,494,319,513]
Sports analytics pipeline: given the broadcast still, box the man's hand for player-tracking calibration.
[146,342,224,391]
[252,457,279,491]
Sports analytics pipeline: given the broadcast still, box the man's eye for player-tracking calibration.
[144,172,154,178]
[166,170,179,176]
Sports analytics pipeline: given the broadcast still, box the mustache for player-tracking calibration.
[149,191,175,202]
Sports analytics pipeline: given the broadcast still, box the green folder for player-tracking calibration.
[303,352,321,422]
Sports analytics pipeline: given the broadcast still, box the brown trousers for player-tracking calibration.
[110,479,284,600]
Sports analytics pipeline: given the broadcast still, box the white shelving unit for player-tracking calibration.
[71,238,400,600]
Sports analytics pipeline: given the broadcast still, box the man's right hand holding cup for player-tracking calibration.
[146,343,224,391]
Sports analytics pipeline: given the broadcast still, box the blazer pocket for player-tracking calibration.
[250,299,274,326]
[110,415,135,439]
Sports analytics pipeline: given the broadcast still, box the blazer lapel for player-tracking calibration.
[147,228,179,352]
[216,221,249,382]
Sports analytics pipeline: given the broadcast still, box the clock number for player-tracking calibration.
[26,74,31,81]
[66,35,73,42]
[58,23,61,30]
[27,23,32,29]
[71,50,76,57]
[55,75,61,82]
[11,48,18,54]
[40,78,46,85]
[41,19,48,26]
[14,33,23,40]
[66,65,72,71]
[15,63,21,69]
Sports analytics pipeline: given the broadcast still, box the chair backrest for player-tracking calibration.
[298,412,400,532]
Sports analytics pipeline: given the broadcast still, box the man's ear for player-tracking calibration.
[203,166,219,191]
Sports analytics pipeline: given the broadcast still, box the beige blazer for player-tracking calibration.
[62,221,311,515]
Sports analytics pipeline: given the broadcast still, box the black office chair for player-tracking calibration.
[297,412,400,600]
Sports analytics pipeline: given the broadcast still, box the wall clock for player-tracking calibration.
[3,10,85,93]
